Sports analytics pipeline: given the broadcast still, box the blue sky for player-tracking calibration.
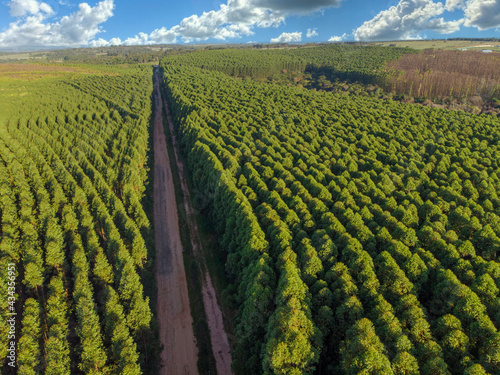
[0,0,499,50]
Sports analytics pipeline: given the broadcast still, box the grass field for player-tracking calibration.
[0,63,121,83]
[0,52,46,60]
[374,39,500,51]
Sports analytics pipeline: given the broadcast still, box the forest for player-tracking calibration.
[160,45,500,375]
[385,50,500,104]
[0,43,499,375]
[0,63,159,374]
[163,45,500,114]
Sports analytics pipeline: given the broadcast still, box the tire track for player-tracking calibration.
[159,66,233,375]
[153,66,199,375]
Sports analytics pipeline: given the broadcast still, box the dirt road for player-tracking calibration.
[153,66,199,375]
[159,69,233,375]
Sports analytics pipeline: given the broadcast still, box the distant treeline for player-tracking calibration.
[162,44,500,107]
[161,44,413,82]
[385,50,500,102]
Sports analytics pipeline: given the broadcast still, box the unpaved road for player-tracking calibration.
[153,66,199,375]
[159,69,233,375]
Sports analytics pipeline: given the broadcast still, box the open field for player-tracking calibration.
[375,39,500,51]
[0,63,114,81]
[0,52,42,60]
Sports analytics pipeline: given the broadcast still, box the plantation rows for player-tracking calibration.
[386,49,500,101]
[163,45,500,105]
[160,57,500,375]
[164,45,412,82]
[0,65,157,374]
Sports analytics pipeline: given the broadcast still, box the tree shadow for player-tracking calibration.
[305,65,382,86]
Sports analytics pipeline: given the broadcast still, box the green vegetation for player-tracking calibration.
[162,45,500,115]
[0,63,159,373]
[1,42,499,375]
[163,44,413,83]
[374,38,500,51]
[160,46,500,375]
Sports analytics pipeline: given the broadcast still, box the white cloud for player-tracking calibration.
[270,31,302,43]
[57,1,115,44]
[123,32,151,45]
[445,0,465,11]
[328,32,347,41]
[89,36,121,47]
[463,0,500,30]
[89,38,110,47]
[148,27,178,44]
[0,0,115,48]
[109,37,121,45]
[94,0,342,46]
[9,0,54,17]
[354,0,463,41]
[1,0,345,48]
[306,28,318,38]
[253,0,342,14]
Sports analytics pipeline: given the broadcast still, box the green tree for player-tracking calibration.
[18,298,42,375]
[340,318,393,375]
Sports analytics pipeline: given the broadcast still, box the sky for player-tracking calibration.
[0,0,499,50]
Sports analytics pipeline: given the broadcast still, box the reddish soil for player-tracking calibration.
[159,69,233,375]
[153,67,199,375]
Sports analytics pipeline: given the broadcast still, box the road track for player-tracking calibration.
[153,66,199,375]
[158,67,233,375]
